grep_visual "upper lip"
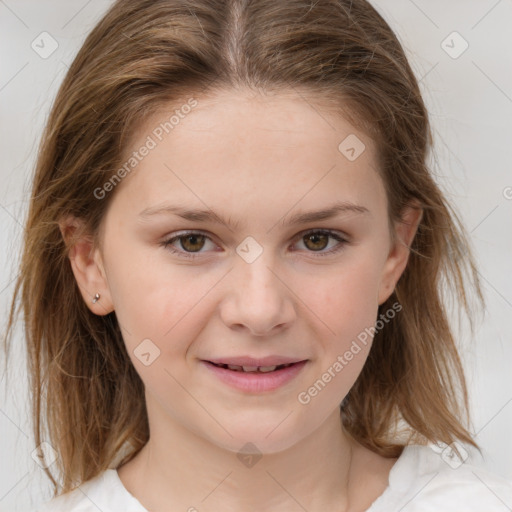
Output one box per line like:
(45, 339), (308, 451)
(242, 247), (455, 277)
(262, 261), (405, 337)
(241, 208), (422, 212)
(204, 356), (307, 367)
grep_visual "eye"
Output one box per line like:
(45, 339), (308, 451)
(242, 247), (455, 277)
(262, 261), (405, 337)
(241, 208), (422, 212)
(160, 229), (349, 259)
(292, 229), (348, 257)
(161, 230), (216, 259)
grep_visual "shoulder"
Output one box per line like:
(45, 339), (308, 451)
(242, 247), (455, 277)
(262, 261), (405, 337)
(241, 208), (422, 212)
(31, 468), (148, 512)
(369, 442), (512, 511)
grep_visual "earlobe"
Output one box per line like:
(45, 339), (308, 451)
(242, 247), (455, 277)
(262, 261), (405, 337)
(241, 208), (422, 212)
(59, 216), (114, 316)
(377, 201), (423, 305)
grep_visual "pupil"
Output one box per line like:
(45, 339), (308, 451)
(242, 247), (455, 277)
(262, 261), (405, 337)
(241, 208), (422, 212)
(305, 233), (328, 251)
(182, 234), (205, 252)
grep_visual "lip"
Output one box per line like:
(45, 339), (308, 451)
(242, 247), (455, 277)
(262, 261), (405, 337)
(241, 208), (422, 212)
(205, 355), (305, 367)
(201, 359), (308, 393)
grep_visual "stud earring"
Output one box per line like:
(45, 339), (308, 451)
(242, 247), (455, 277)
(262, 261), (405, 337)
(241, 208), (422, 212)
(92, 293), (100, 304)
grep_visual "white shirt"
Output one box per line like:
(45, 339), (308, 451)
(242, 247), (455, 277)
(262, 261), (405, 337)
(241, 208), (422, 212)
(33, 443), (512, 511)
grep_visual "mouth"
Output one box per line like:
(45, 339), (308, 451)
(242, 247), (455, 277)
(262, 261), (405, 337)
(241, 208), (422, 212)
(201, 359), (309, 392)
(206, 361), (300, 373)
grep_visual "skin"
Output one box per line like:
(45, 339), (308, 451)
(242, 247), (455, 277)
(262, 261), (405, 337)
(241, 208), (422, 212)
(62, 88), (422, 512)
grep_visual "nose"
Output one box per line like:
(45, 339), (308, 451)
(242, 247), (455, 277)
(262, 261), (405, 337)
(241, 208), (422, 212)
(219, 250), (296, 336)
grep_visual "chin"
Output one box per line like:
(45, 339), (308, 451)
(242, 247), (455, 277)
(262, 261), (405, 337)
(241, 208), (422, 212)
(198, 416), (306, 456)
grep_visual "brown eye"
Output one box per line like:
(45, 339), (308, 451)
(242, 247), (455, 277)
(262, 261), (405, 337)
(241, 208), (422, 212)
(161, 231), (216, 258)
(303, 232), (329, 251)
(294, 229), (348, 257)
(179, 234), (206, 252)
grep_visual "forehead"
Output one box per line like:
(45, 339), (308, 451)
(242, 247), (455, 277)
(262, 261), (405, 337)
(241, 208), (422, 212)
(108, 88), (386, 224)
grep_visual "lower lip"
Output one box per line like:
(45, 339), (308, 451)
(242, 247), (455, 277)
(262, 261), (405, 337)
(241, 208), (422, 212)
(201, 360), (308, 393)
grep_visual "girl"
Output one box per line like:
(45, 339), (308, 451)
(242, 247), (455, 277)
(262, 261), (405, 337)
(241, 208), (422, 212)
(4, 0), (511, 510)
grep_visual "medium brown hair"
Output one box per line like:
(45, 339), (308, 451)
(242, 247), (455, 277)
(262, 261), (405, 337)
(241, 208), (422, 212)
(4, 0), (484, 496)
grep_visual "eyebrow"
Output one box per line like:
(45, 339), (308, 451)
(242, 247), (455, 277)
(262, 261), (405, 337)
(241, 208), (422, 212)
(138, 200), (370, 229)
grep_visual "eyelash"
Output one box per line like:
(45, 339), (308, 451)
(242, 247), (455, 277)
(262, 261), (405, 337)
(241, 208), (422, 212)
(160, 229), (349, 259)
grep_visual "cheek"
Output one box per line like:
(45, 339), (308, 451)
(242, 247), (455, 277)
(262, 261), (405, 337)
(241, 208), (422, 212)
(302, 255), (383, 345)
(104, 239), (217, 355)
(294, 265), (382, 411)
(107, 265), (218, 400)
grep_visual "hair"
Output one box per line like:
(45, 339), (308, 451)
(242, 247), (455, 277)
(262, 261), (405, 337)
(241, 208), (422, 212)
(3, 0), (484, 498)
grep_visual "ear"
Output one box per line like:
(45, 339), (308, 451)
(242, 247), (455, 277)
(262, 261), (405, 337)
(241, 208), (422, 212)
(59, 215), (114, 316)
(377, 201), (423, 305)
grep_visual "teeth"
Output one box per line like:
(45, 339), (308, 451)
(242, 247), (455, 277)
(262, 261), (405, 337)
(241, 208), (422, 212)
(258, 365), (277, 372)
(223, 364), (280, 372)
(215, 362), (297, 372)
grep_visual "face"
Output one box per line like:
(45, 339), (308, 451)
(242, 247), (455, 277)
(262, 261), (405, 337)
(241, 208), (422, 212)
(69, 88), (418, 454)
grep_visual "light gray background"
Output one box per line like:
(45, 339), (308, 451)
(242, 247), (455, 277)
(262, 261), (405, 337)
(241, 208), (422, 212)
(1, 1), (511, 510)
